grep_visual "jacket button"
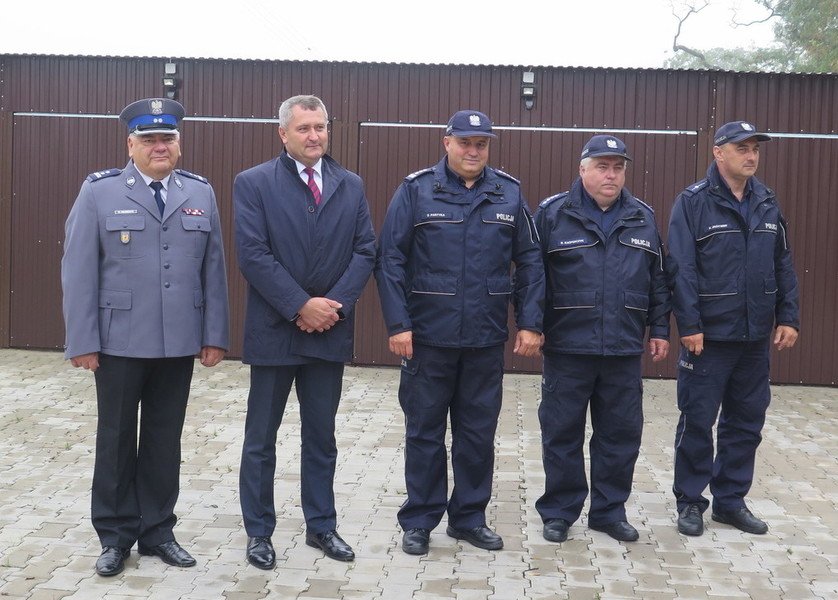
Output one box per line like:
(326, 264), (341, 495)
(164, 282), (170, 288)
(163, 244), (169, 250)
(162, 225), (168, 231)
(164, 263), (170, 269)
(308, 206), (315, 213)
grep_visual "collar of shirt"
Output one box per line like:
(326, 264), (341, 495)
(136, 169), (172, 201)
(293, 158), (324, 195)
(581, 184), (622, 213)
(719, 175), (753, 203)
(443, 158), (485, 190)
(580, 184), (623, 236)
(709, 161), (753, 205)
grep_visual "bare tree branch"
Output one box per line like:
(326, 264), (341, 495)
(670, 1), (713, 68)
(732, 1), (778, 27)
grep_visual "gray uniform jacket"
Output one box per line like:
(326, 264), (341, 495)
(62, 161), (230, 359)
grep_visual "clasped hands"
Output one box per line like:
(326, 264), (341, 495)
(296, 297), (343, 333)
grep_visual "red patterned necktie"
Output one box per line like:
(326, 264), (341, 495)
(304, 167), (321, 205)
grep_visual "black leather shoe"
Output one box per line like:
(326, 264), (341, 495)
(446, 525), (503, 550)
(246, 536), (276, 569)
(305, 530), (355, 561)
(712, 507), (768, 534)
(543, 518), (570, 543)
(138, 540), (196, 567)
(589, 521), (639, 542)
(95, 546), (130, 576)
(677, 504), (704, 536)
(402, 528), (430, 555)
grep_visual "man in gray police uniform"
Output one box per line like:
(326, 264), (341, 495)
(61, 98), (230, 576)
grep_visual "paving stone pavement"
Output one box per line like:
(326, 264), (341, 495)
(0, 348), (836, 600)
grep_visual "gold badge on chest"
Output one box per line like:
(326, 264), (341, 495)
(120, 231), (130, 244)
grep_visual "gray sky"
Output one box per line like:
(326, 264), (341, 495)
(3, 0), (777, 68)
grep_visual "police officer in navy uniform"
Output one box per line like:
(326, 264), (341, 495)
(668, 121), (799, 537)
(376, 110), (545, 555)
(534, 135), (670, 544)
(61, 98), (230, 576)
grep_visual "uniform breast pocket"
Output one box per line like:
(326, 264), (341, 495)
(105, 216), (146, 258)
(547, 237), (599, 267)
(618, 230), (660, 260)
(480, 207), (516, 253)
(181, 215), (211, 257)
(696, 228), (741, 262)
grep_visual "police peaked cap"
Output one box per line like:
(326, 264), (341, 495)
(713, 121), (771, 146)
(120, 98), (185, 135)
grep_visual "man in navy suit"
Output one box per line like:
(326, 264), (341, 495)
(234, 95), (375, 567)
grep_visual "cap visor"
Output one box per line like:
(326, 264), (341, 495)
(726, 132), (771, 143)
(586, 151), (632, 161)
(131, 127), (180, 136)
(446, 131), (497, 138)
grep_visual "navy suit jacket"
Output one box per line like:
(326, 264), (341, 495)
(234, 152), (375, 365)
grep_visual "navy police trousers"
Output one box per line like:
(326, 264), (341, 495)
(673, 339), (771, 513)
(397, 342), (504, 531)
(536, 353), (643, 527)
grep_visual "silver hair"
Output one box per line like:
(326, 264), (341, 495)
(277, 95), (328, 129)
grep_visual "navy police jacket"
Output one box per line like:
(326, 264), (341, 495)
(667, 162), (799, 342)
(534, 178), (670, 356)
(234, 152), (376, 365)
(375, 157), (544, 348)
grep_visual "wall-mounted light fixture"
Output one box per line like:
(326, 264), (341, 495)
(162, 62), (179, 100)
(521, 70), (536, 110)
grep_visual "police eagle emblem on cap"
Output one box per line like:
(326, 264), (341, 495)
(607, 139), (618, 148)
(150, 99), (163, 115)
(469, 114), (481, 126)
(742, 122), (754, 131)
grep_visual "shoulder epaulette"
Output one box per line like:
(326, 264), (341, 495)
(174, 168), (208, 184)
(492, 168), (520, 184)
(633, 197), (655, 213)
(539, 192), (569, 208)
(682, 179), (709, 197)
(405, 167), (434, 181)
(86, 169), (122, 182)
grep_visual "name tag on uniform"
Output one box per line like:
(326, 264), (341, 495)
(120, 231), (130, 244)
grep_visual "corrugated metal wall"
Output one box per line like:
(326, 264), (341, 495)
(0, 55), (835, 384)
